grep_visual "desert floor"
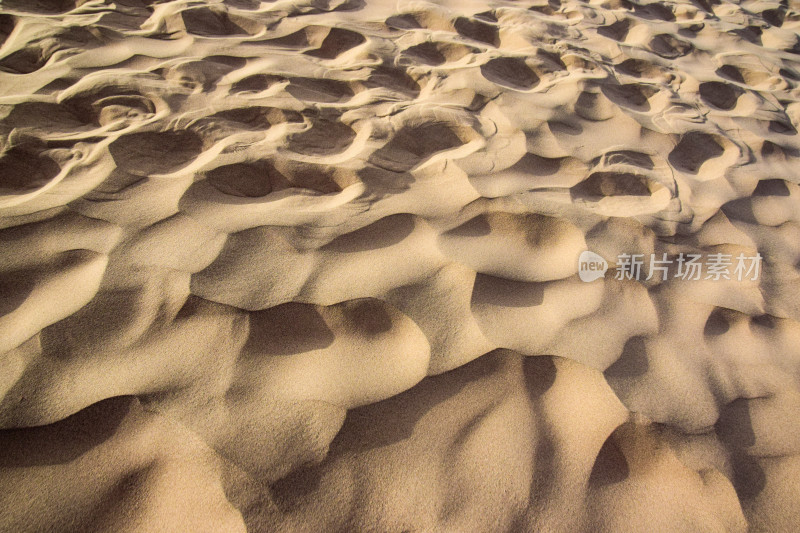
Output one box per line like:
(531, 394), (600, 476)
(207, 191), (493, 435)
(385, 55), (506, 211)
(1, 0), (800, 531)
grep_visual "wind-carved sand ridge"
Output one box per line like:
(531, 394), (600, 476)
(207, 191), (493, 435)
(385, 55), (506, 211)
(1, 0), (800, 531)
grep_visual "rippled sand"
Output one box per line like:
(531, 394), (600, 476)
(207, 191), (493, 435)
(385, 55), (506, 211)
(1, 0), (800, 531)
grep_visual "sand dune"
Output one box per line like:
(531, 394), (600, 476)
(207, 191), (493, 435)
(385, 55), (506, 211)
(1, 0), (800, 530)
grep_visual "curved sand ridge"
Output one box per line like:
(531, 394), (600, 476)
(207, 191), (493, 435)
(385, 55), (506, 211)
(1, 0), (800, 531)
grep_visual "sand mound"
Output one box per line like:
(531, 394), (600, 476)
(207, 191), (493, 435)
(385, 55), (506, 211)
(2, 0), (800, 531)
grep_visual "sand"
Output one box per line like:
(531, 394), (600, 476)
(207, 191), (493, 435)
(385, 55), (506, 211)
(1, 0), (800, 531)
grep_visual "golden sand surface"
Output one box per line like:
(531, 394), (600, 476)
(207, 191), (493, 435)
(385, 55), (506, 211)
(1, 0), (800, 530)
